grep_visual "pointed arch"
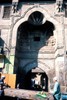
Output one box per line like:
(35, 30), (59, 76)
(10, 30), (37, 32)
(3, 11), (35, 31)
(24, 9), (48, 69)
(12, 6), (59, 48)
(22, 61), (50, 77)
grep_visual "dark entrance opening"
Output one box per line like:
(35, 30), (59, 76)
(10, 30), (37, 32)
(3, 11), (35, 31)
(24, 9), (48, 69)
(21, 70), (48, 91)
(31, 72), (48, 91)
(14, 11), (55, 91)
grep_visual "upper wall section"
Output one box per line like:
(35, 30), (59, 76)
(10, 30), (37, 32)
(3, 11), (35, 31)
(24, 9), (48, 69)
(12, 5), (60, 48)
(0, 1), (67, 54)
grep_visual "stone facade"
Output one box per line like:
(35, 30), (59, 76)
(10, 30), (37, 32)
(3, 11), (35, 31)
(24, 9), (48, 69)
(0, 0), (67, 92)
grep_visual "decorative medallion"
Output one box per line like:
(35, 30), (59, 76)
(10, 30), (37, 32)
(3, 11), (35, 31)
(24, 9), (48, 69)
(28, 11), (45, 25)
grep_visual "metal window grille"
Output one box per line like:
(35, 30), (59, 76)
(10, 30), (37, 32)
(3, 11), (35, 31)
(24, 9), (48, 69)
(65, 4), (67, 17)
(0, 6), (1, 13)
(3, 6), (11, 18)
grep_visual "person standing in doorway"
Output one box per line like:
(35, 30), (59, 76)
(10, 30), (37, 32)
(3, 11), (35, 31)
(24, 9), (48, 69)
(31, 78), (35, 90)
(42, 78), (46, 91)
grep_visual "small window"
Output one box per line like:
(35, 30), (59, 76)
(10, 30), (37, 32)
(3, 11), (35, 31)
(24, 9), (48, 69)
(3, 6), (11, 18)
(34, 37), (40, 41)
(65, 4), (67, 17)
(0, 6), (1, 13)
(0, 0), (12, 4)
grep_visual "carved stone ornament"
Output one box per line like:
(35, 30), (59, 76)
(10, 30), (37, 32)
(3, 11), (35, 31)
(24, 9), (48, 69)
(28, 11), (46, 25)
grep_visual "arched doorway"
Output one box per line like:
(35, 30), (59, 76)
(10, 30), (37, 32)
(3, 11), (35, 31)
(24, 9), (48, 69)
(24, 70), (48, 91)
(14, 11), (55, 91)
(18, 61), (49, 91)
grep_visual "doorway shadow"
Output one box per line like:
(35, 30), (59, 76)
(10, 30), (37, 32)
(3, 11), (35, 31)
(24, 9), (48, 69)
(15, 11), (55, 91)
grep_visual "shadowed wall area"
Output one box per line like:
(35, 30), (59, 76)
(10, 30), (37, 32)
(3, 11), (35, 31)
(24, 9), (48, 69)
(14, 11), (55, 91)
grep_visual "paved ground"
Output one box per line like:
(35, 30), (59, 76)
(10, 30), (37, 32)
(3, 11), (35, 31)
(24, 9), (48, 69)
(2, 88), (54, 100)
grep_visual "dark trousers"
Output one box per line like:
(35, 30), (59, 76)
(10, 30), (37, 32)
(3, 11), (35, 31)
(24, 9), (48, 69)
(53, 95), (57, 100)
